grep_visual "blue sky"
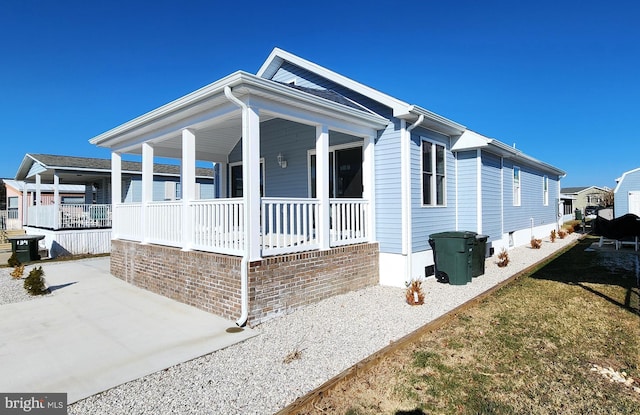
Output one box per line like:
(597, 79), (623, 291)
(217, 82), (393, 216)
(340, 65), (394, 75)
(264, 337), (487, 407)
(1, 0), (637, 188)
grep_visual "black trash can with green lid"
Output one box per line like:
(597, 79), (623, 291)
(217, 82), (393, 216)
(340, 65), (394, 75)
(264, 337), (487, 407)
(428, 231), (475, 285)
(472, 234), (489, 277)
(8, 234), (44, 263)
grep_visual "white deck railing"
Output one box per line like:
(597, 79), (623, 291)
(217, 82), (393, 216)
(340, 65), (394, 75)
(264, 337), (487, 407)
(330, 198), (369, 246)
(190, 199), (245, 255)
(26, 204), (112, 230)
(146, 201), (183, 247)
(261, 198), (320, 256)
(112, 197), (369, 257)
(114, 203), (142, 241)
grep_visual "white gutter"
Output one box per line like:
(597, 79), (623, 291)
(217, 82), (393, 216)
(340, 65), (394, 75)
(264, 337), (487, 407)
(224, 85), (249, 327)
(402, 114), (424, 280)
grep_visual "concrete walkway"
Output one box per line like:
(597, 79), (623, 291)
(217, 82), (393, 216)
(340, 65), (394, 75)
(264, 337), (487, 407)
(0, 257), (256, 404)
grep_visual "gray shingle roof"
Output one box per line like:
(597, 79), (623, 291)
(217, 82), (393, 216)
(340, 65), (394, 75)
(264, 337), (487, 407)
(28, 154), (214, 177)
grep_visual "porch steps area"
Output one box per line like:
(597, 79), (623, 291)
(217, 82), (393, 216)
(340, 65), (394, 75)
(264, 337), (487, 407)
(0, 229), (26, 251)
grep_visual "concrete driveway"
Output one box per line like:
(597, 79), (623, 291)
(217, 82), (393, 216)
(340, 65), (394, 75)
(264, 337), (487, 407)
(0, 257), (256, 404)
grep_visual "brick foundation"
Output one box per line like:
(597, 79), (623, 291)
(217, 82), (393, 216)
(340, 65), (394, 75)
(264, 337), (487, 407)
(110, 240), (379, 326)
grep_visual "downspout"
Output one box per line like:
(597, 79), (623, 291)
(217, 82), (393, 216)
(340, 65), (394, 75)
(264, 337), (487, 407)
(404, 114), (424, 280)
(224, 85), (249, 327)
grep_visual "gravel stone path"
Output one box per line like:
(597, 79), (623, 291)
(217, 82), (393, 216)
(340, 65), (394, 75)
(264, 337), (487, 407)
(1, 234), (582, 414)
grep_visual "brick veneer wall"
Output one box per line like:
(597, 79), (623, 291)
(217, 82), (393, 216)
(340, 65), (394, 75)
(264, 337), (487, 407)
(110, 240), (379, 326)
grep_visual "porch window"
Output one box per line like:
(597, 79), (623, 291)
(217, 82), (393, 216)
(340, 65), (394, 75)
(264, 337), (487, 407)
(309, 145), (363, 198)
(229, 161), (264, 197)
(421, 140), (445, 206)
(513, 166), (521, 206)
(543, 175), (548, 206)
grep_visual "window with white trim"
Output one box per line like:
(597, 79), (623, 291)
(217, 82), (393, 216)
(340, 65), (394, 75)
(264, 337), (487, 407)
(543, 175), (549, 206)
(513, 166), (521, 206)
(422, 140), (446, 206)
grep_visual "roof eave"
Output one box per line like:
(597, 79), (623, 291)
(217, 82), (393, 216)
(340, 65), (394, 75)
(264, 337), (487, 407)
(90, 71), (390, 148)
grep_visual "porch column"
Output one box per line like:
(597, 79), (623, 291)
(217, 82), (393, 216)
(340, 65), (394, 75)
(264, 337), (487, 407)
(316, 125), (330, 250)
(242, 105), (261, 260)
(21, 187), (28, 227)
(53, 172), (60, 229)
(182, 128), (196, 250)
(362, 134), (375, 240)
(35, 173), (41, 227)
(111, 152), (122, 238)
(141, 142), (154, 244)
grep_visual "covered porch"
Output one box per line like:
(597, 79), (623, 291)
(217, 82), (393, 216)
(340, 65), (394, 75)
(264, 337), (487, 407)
(96, 72), (389, 260)
(92, 71), (388, 325)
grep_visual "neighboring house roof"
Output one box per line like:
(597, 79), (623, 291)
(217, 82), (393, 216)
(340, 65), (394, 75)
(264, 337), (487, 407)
(561, 186), (610, 195)
(614, 167), (640, 193)
(3, 179), (86, 193)
(14, 153), (215, 183)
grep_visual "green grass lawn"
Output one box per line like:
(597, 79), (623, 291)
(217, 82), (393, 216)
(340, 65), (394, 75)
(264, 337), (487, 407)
(309, 237), (640, 414)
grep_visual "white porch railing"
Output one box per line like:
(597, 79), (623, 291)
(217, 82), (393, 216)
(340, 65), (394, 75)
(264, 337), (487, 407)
(60, 204), (112, 229)
(114, 203), (142, 241)
(146, 201), (183, 247)
(113, 197), (369, 257)
(190, 199), (245, 255)
(330, 198), (369, 246)
(26, 204), (112, 230)
(261, 198), (320, 256)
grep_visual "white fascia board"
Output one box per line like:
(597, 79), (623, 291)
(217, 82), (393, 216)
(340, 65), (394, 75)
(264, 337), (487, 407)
(395, 105), (466, 137)
(89, 71), (248, 147)
(257, 48), (410, 115)
(90, 71), (389, 149)
(487, 139), (566, 177)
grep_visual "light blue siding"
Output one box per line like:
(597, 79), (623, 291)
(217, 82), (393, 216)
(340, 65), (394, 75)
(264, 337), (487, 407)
(456, 150), (478, 232)
(502, 160), (558, 234)
(614, 168), (640, 217)
(228, 118), (362, 198)
(410, 127), (457, 252)
(481, 151), (503, 241)
(374, 120), (403, 253)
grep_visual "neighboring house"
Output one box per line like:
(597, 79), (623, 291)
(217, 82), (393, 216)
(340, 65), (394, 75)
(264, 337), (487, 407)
(613, 167), (640, 217)
(13, 153), (215, 257)
(90, 48), (565, 326)
(561, 186), (610, 216)
(3, 179), (87, 230)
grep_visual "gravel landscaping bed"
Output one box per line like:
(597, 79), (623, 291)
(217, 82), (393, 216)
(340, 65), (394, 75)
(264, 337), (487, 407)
(6, 235), (580, 415)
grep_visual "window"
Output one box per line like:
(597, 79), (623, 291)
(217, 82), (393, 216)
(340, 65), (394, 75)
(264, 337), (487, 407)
(309, 145), (363, 198)
(7, 196), (18, 219)
(229, 161), (265, 197)
(543, 175), (549, 206)
(422, 140), (446, 206)
(513, 166), (521, 206)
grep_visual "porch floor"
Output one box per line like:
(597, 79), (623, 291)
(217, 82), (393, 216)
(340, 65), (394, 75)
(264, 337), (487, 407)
(0, 257), (256, 404)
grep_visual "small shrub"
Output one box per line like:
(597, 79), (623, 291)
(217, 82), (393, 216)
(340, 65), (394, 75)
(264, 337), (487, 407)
(10, 264), (25, 279)
(550, 230), (556, 242)
(497, 248), (509, 267)
(405, 278), (425, 305)
(558, 229), (567, 239)
(530, 238), (542, 249)
(7, 252), (21, 268)
(24, 266), (48, 296)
